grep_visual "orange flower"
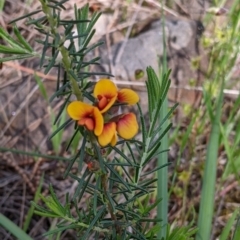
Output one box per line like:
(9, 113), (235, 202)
(116, 113), (138, 139)
(117, 88), (139, 105)
(98, 122), (117, 147)
(93, 79), (139, 113)
(98, 113), (138, 147)
(93, 79), (118, 113)
(67, 101), (103, 136)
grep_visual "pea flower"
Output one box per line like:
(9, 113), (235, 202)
(98, 122), (117, 147)
(98, 113), (139, 147)
(93, 79), (139, 113)
(67, 79), (139, 147)
(67, 101), (103, 136)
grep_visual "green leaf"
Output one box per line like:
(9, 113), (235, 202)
(8, 10), (42, 24)
(143, 198), (162, 215)
(0, 213), (34, 240)
(196, 75), (225, 240)
(33, 211), (59, 218)
(43, 223), (77, 236)
(0, 44), (28, 54)
(0, 53), (35, 62)
(148, 123), (172, 153)
(63, 148), (81, 179)
(233, 213), (240, 240)
(77, 134), (87, 172)
(23, 174), (44, 232)
(54, 94), (71, 124)
(49, 185), (66, 215)
(115, 206), (141, 220)
(219, 209), (238, 240)
(48, 118), (72, 140)
(65, 127), (80, 152)
(104, 163), (132, 192)
(44, 49), (59, 74)
(59, 19), (90, 24)
(49, 82), (70, 102)
(0, 0), (5, 11)
(39, 32), (50, 68)
(0, 27), (25, 49)
(81, 206), (106, 240)
(72, 171), (93, 201)
(151, 103), (178, 139)
(142, 163), (171, 177)
(93, 177), (101, 216)
(145, 224), (162, 238)
(13, 25), (33, 52)
(34, 74), (48, 101)
(83, 41), (105, 55)
(50, 0), (68, 9)
(113, 157), (134, 182)
(111, 146), (134, 166)
(31, 201), (60, 218)
(137, 102), (147, 147)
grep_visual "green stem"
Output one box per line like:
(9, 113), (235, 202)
(63, 215), (109, 233)
(157, 98), (168, 239)
(157, 2), (168, 237)
(39, 0), (82, 100)
(195, 75), (224, 240)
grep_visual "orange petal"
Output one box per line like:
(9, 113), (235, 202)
(98, 96), (108, 110)
(118, 89), (139, 105)
(67, 101), (103, 136)
(92, 107), (104, 136)
(67, 101), (93, 120)
(110, 131), (118, 146)
(94, 79), (118, 113)
(117, 113), (138, 139)
(98, 122), (116, 146)
(93, 79), (118, 98)
(78, 118), (94, 131)
(97, 95), (118, 113)
(100, 95), (117, 113)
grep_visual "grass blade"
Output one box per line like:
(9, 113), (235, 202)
(157, 5), (169, 238)
(219, 209), (238, 240)
(0, 213), (33, 240)
(196, 76), (224, 240)
(233, 214), (240, 240)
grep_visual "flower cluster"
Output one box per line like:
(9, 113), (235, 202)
(67, 79), (139, 147)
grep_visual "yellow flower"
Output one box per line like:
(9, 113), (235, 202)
(93, 79), (118, 113)
(98, 122), (118, 147)
(116, 113), (138, 139)
(67, 79), (139, 147)
(117, 88), (139, 105)
(67, 101), (103, 136)
(98, 113), (138, 147)
(93, 79), (139, 113)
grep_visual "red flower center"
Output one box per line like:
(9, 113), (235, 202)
(78, 117), (94, 131)
(97, 95), (109, 110)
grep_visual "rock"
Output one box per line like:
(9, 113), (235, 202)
(94, 17), (206, 116)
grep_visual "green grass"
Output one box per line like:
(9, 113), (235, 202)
(0, 0), (5, 12)
(0, 214), (33, 240)
(166, 1), (240, 238)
